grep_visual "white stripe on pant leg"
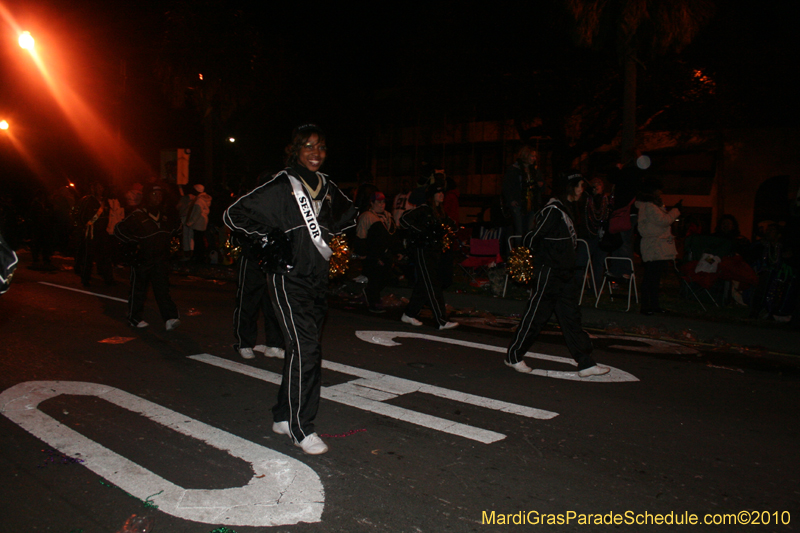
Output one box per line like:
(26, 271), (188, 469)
(233, 258), (248, 347)
(127, 267), (138, 323)
(272, 275), (307, 443)
(418, 249), (444, 324)
(508, 268), (543, 358)
(509, 268), (551, 361)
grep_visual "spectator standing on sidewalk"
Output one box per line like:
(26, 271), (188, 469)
(75, 181), (115, 287)
(636, 178), (680, 315)
(505, 173), (609, 378)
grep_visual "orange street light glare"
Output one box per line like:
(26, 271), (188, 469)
(0, 120), (8, 130)
(19, 31), (34, 50)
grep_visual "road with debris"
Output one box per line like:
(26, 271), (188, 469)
(2, 268), (798, 532)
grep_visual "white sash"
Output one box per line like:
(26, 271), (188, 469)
(288, 173), (332, 261)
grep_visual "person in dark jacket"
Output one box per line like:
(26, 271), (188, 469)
(502, 143), (544, 236)
(356, 191), (403, 312)
(399, 182), (459, 330)
(231, 230), (287, 360)
(114, 184), (181, 331)
(223, 124), (357, 456)
(76, 181), (115, 287)
(505, 173), (609, 378)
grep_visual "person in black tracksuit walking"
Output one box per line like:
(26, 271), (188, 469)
(223, 124), (357, 455)
(399, 182), (459, 330)
(114, 184), (181, 331)
(231, 231), (286, 359)
(505, 174), (609, 378)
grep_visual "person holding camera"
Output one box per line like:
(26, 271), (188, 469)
(635, 179), (681, 315)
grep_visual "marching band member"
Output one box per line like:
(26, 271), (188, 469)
(505, 173), (609, 378)
(224, 124), (357, 455)
(399, 182), (459, 330)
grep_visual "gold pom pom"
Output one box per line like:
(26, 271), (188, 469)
(442, 223), (457, 253)
(329, 235), (350, 278)
(507, 246), (536, 284)
(223, 236), (241, 265)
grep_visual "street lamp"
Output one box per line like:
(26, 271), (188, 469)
(0, 120), (8, 130)
(18, 31), (34, 51)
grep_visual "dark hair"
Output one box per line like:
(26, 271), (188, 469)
(715, 214), (740, 236)
(515, 143), (536, 164)
(284, 124), (326, 167)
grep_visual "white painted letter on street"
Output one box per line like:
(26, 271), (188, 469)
(0, 381), (323, 527)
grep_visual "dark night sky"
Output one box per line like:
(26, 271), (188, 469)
(1, 0), (797, 194)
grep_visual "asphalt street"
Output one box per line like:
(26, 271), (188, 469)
(1, 265), (799, 532)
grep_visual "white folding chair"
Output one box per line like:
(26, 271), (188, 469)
(503, 235), (523, 297)
(577, 238), (598, 305)
(595, 257), (638, 312)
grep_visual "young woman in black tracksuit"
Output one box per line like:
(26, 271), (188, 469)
(223, 124), (357, 455)
(399, 182), (458, 330)
(114, 184), (181, 331)
(505, 174), (609, 378)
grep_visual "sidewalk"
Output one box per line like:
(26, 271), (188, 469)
(169, 260), (799, 357)
(391, 287), (800, 357)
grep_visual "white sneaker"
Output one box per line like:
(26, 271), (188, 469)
(253, 344), (267, 353)
(135, 320), (149, 328)
(439, 321), (459, 330)
(263, 347), (285, 358)
(295, 433), (328, 455)
(578, 365), (610, 378)
(505, 360), (533, 373)
(165, 318), (180, 331)
(401, 313), (423, 327)
(239, 347), (255, 360)
(272, 421), (291, 436)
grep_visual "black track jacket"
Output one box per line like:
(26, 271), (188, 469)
(223, 168), (357, 290)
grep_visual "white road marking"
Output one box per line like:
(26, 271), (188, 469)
(38, 281), (129, 303)
(357, 331), (640, 382)
(190, 354), (559, 445)
(0, 381), (323, 527)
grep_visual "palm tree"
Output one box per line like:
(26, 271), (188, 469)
(567, 0), (714, 162)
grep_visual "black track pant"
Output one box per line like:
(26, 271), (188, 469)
(507, 265), (596, 370)
(127, 260), (178, 326)
(233, 257), (284, 350)
(404, 247), (448, 327)
(268, 273), (327, 442)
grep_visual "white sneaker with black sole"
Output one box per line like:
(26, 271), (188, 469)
(439, 321), (459, 330)
(239, 347), (255, 360)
